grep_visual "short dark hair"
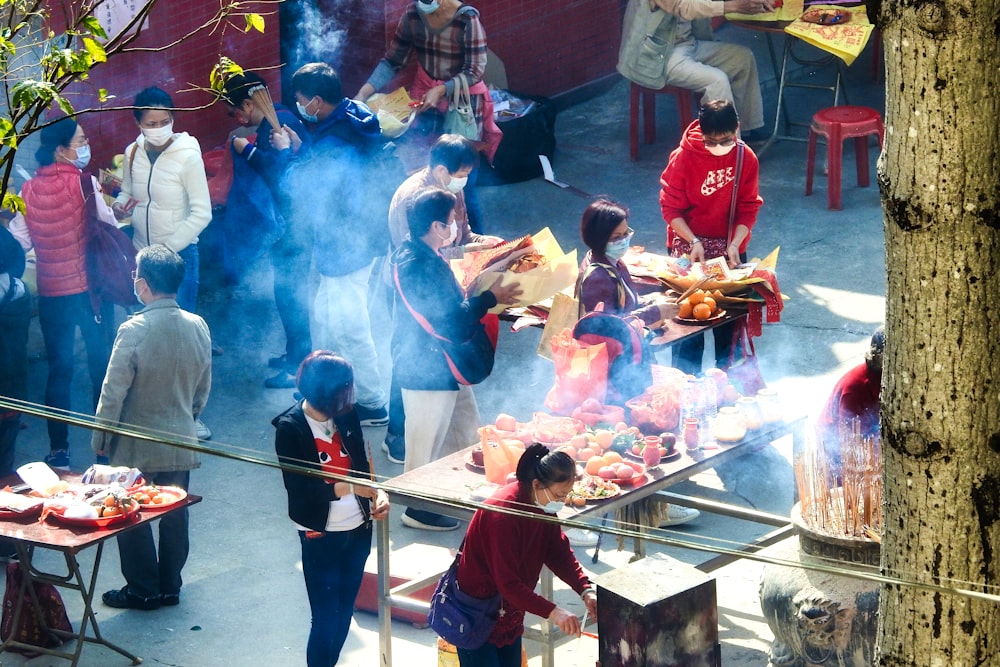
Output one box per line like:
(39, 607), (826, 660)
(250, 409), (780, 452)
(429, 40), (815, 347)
(866, 325), (885, 373)
(698, 99), (739, 135)
(429, 134), (478, 173)
(291, 62), (343, 104)
(296, 351), (355, 418)
(407, 186), (456, 239)
(220, 71), (267, 108)
(580, 198), (629, 254)
(36, 117), (78, 166)
(133, 87), (175, 123)
(136, 244), (185, 295)
(515, 443), (578, 487)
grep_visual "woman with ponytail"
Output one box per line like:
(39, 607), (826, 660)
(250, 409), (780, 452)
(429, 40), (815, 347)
(453, 443), (598, 666)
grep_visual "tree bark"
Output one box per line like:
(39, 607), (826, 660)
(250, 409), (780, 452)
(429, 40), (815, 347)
(874, 0), (1000, 664)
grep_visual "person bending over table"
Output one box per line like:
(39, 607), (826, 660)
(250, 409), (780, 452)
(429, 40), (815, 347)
(454, 444), (598, 666)
(93, 245), (212, 611)
(390, 186), (520, 531)
(659, 100), (762, 375)
(618, 0), (773, 139)
(272, 351), (390, 667)
(576, 197), (671, 324)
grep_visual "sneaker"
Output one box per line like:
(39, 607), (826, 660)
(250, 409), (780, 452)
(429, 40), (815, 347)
(268, 354), (287, 369)
(565, 528), (600, 547)
(44, 449), (70, 471)
(264, 370), (296, 389)
(658, 504), (700, 527)
(401, 508), (460, 531)
(355, 404), (389, 427)
(160, 592), (180, 606)
(195, 419), (212, 440)
(102, 586), (161, 611)
(382, 435), (405, 464)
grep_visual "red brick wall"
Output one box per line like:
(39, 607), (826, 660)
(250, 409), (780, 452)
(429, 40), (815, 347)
(66, 2), (280, 173)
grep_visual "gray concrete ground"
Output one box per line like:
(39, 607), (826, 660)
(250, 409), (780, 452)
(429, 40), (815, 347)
(2, 23), (886, 667)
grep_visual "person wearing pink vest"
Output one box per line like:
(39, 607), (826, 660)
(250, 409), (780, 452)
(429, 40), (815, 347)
(10, 117), (116, 470)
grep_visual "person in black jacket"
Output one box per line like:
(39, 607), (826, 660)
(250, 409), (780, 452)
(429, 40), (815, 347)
(272, 351), (390, 667)
(0, 223), (30, 479)
(390, 186), (520, 530)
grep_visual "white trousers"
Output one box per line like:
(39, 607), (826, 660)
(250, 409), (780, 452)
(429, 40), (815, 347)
(401, 386), (481, 473)
(665, 39), (765, 130)
(313, 262), (387, 409)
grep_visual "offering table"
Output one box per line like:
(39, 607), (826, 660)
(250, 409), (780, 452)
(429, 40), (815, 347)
(0, 489), (202, 665)
(375, 416), (804, 667)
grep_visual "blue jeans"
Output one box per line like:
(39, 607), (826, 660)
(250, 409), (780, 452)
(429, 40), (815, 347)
(457, 637), (522, 667)
(117, 470), (191, 598)
(37, 292), (111, 451)
(299, 523), (372, 667)
(176, 243), (199, 313)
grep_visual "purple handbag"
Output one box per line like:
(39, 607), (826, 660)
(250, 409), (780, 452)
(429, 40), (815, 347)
(427, 550), (501, 649)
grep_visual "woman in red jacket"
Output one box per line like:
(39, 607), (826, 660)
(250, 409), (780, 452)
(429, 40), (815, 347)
(455, 444), (598, 666)
(11, 117), (116, 470)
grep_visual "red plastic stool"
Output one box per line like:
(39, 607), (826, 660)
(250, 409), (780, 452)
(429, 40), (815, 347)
(629, 82), (696, 161)
(805, 106), (885, 210)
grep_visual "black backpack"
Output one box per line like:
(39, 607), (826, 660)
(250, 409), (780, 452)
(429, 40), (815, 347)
(81, 175), (137, 318)
(572, 307), (653, 405)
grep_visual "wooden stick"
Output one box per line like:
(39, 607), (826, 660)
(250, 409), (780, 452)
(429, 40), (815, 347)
(249, 84), (281, 131)
(674, 275), (713, 304)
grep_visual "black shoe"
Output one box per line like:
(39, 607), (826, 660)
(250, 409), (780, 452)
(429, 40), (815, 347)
(264, 370), (296, 389)
(401, 508), (459, 531)
(355, 404), (389, 427)
(161, 592), (180, 606)
(268, 354), (287, 369)
(382, 435), (405, 464)
(103, 586), (161, 610)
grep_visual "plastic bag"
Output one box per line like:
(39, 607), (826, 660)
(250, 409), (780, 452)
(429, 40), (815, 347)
(479, 426), (525, 485)
(544, 328), (609, 415)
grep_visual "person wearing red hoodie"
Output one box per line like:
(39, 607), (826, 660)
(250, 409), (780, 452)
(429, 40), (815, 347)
(659, 99), (763, 375)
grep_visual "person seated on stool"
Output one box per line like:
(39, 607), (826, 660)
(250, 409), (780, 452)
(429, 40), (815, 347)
(816, 325), (884, 479)
(618, 0), (773, 140)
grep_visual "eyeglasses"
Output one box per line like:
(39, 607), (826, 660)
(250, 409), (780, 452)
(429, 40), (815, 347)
(542, 486), (571, 502)
(609, 227), (635, 242)
(131, 270), (142, 281)
(703, 135), (736, 148)
(70, 136), (90, 148)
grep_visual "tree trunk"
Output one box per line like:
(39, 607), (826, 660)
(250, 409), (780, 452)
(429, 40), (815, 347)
(874, 0), (1000, 664)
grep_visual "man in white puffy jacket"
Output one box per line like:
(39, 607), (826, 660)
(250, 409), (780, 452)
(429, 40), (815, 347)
(113, 87), (212, 315)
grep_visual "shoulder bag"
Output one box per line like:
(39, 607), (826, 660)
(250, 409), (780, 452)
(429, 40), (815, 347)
(81, 174), (138, 318)
(672, 142), (745, 259)
(427, 544), (501, 650)
(393, 262), (496, 385)
(1, 561), (73, 654)
(443, 73), (480, 141)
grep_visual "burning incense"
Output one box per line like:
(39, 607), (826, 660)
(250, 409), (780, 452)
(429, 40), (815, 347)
(248, 83), (281, 131)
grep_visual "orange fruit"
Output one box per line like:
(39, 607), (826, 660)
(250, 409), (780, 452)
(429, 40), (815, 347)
(594, 429), (614, 448)
(578, 449), (596, 462)
(688, 290), (705, 305)
(603, 451), (623, 465)
(678, 301), (694, 318)
(702, 296), (717, 312)
(585, 456), (608, 476)
(692, 303), (713, 320)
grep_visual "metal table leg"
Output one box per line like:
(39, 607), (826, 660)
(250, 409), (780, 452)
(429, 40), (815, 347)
(377, 516), (392, 667)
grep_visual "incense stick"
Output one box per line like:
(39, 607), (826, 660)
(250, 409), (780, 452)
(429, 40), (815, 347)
(248, 83), (281, 131)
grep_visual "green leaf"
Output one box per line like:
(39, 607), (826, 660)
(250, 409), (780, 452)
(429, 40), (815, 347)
(97, 88), (115, 103)
(3, 193), (25, 215)
(0, 117), (16, 149)
(83, 37), (107, 64)
(81, 16), (108, 40)
(245, 13), (265, 33)
(55, 96), (74, 116)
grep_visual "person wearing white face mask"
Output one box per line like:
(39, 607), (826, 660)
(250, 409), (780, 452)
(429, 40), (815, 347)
(8, 117), (117, 471)
(390, 187), (521, 531)
(660, 99), (763, 376)
(113, 87), (212, 323)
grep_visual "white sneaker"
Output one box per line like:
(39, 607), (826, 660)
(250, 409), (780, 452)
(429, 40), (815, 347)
(195, 419), (212, 440)
(659, 504), (700, 527)
(565, 528), (600, 547)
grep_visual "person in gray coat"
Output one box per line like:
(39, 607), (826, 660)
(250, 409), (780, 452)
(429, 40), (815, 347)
(92, 244), (212, 610)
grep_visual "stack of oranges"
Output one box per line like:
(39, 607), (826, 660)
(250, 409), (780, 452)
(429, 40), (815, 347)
(677, 289), (724, 321)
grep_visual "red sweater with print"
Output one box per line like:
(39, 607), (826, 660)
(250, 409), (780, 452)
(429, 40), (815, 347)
(456, 482), (591, 647)
(659, 121), (763, 252)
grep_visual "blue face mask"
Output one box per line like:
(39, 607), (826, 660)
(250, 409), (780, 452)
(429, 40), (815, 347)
(605, 232), (633, 261)
(296, 99), (319, 123)
(70, 144), (91, 169)
(535, 487), (565, 514)
(417, 0), (440, 14)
